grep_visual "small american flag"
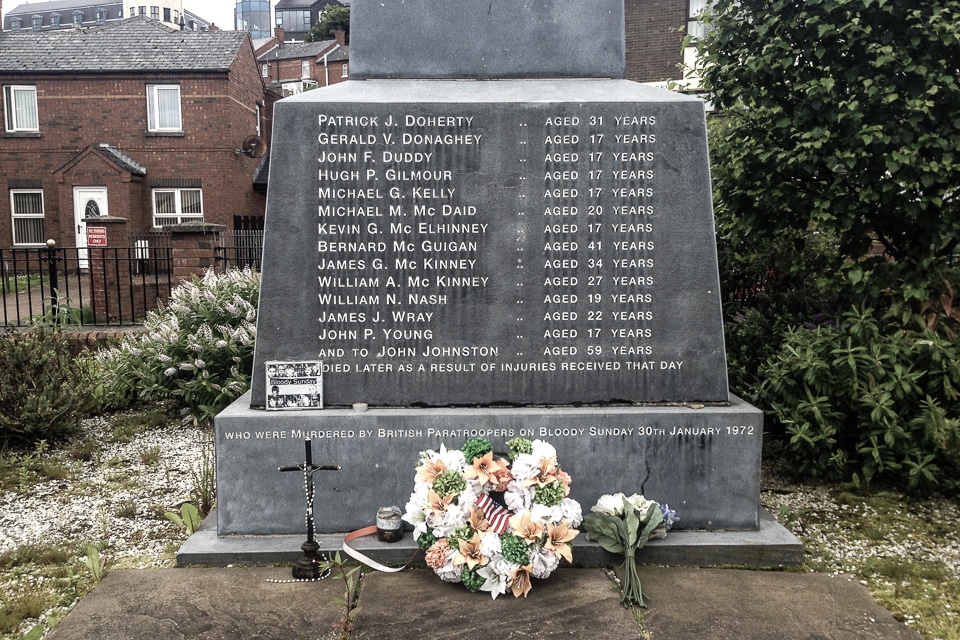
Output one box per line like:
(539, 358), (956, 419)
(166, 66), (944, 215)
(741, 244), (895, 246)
(475, 494), (512, 534)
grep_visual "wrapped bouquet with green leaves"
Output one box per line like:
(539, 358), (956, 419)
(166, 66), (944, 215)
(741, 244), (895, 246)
(583, 493), (677, 607)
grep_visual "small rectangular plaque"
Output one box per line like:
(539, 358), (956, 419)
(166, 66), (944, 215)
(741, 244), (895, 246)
(265, 361), (323, 410)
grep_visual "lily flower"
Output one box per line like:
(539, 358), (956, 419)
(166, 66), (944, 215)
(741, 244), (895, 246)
(454, 532), (489, 570)
(468, 506), (492, 533)
(427, 490), (454, 515)
(417, 456), (447, 485)
(544, 521), (579, 564)
(508, 510), (544, 543)
(510, 564), (534, 597)
(464, 450), (505, 486)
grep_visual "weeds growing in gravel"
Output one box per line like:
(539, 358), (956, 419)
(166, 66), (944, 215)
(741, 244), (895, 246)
(763, 463), (960, 639)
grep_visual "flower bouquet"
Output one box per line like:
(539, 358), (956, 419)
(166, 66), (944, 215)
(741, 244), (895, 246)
(402, 437), (582, 598)
(582, 493), (677, 607)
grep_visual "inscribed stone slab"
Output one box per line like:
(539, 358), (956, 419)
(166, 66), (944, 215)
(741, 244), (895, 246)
(250, 79), (728, 407)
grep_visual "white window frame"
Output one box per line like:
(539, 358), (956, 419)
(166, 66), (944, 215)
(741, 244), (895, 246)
(96, 9), (107, 24)
(10, 190), (45, 246)
(152, 188), (204, 226)
(262, 63), (269, 78)
(51, 13), (62, 27)
(4, 85), (39, 133)
(341, 63), (349, 79)
(32, 15), (43, 29)
(146, 84), (182, 132)
(151, 6), (159, 20)
(301, 59), (311, 79)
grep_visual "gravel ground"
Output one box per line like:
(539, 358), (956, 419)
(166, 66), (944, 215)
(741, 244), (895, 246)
(0, 417), (205, 561)
(3, 416), (959, 639)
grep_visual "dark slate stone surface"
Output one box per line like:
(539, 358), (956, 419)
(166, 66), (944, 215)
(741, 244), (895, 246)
(215, 392), (762, 534)
(350, 0), (625, 79)
(250, 79), (727, 407)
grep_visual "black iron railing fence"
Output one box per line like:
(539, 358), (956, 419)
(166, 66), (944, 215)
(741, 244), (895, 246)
(0, 243), (173, 327)
(2, 230), (264, 327)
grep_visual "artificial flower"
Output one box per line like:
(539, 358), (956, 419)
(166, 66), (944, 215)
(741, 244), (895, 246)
(509, 510), (543, 543)
(544, 521), (579, 564)
(454, 532), (489, 570)
(403, 437), (581, 597)
(425, 539), (452, 570)
(464, 450), (506, 486)
(510, 564), (534, 597)
(416, 456), (447, 485)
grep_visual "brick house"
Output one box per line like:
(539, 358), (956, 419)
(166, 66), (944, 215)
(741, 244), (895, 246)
(258, 28), (348, 96)
(625, 0), (705, 87)
(0, 16), (278, 251)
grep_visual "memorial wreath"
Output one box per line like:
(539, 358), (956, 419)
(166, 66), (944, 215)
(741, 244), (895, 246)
(402, 437), (582, 598)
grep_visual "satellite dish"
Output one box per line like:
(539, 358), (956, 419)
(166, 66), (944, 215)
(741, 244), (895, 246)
(239, 135), (268, 158)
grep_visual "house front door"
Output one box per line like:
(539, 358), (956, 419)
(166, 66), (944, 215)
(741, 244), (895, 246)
(73, 186), (108, 269)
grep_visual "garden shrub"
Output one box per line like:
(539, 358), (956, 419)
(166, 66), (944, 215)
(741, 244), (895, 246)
(94, 268), (259, 424)
(0, 328), (93, 447)
(758, 305), (960, 494)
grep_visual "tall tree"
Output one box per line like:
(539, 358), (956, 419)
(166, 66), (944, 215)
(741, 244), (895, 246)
(695, 0), (960, 301)
(306, 6), (350, 43)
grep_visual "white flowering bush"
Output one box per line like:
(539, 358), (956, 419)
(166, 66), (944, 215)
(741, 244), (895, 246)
(94, 268), (259, 424)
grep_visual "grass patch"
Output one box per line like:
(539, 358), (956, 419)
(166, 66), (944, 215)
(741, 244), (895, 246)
(0, 591), (49, 635)
(139, 446), (162, 466)
(116, 500), (138, 519)
(0, 543), (73, 570)
(68, 438), (99, 462)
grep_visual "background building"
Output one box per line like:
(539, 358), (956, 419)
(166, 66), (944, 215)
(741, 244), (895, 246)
(274, 0), (342, 42)
(0, 16), (277, 250)
(4, 0), (212, 32)
(235, 0), (271, 38)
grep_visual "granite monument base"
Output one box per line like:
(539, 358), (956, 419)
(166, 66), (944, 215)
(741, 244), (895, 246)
(179, 508), (803, 568)
(215, 392), (763, 535)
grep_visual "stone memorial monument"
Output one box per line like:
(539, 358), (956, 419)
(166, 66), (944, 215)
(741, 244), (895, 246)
(215, 0), (765, 541)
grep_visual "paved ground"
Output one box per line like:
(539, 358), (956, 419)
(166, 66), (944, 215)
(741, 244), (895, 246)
(46, 566), (921, 640)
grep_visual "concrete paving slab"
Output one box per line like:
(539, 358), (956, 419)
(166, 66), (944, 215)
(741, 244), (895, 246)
(45, 568), (346, 640)
(44, 566), (921, 640)
(637, 567), (922, 640)
(356, 568), (645, 639)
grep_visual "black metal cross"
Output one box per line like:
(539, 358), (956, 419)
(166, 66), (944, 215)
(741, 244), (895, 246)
(279, 438), (340, 579)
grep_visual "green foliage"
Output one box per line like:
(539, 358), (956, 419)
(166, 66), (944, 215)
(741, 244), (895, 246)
(190, 436), (216, 517)
(164, 502), (202, 535)
(460, 437), (493, 464)
(506, 437), (533, 460)
(84, 545), (107, 584)
(0, 328), (93, 447)
(305, 6), (349, 43)
(758, 306), (960, 493)
(696, 0), (960, 301)
(432, 469), (467, 498)
(317, 552), (361, 640)
(93, 268), (259, 425)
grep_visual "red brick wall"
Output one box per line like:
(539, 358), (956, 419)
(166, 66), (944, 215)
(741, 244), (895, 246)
(625, 0), (688, 84)
(0, 47), (272, 247)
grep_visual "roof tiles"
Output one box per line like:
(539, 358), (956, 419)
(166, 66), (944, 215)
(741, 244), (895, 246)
(0, 16), (248, 73)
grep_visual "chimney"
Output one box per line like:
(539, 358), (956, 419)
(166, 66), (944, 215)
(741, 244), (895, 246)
(275, 26), (285, 46)
(208, 23), (220, 32)
(334, 28), (346, 46)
